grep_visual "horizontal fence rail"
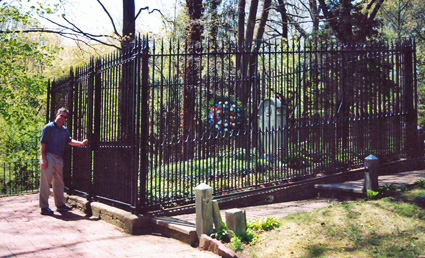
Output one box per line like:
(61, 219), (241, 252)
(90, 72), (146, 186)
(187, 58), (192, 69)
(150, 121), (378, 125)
(0, 160), (40, 196)
(47, 38), (418, 213)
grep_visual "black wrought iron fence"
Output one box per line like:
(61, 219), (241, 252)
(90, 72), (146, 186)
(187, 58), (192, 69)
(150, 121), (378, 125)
(47, 38), (418, 213)
(0, 160), (40, 196)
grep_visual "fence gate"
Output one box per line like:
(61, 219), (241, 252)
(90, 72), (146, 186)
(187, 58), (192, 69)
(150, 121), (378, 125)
(48, 49), (143, 212)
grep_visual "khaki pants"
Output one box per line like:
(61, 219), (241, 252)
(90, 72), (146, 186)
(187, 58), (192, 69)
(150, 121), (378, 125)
(39, 153), (66, 209)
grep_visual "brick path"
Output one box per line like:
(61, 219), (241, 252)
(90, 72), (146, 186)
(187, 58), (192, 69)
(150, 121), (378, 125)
(0, 194), (218, 258)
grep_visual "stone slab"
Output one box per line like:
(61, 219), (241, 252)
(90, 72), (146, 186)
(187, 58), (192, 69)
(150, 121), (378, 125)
(151, 217), (198, 246)
(314, 183), (364, 193)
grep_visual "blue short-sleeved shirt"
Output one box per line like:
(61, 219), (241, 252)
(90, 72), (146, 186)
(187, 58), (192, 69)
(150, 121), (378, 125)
(40, 121), (72, 157)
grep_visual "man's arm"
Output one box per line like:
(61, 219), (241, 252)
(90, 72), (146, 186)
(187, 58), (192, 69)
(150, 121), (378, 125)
(68, 139), (89, 147)
(40, 143), (48, 169)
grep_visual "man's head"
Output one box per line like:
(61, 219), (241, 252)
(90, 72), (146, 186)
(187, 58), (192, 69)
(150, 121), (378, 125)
(55, 107), (70, 126)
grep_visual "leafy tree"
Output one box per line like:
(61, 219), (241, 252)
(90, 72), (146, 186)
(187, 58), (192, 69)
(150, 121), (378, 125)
(0, 1), (58, 162)
(317, 0), (382, 43)
(376, 0), (425, 125)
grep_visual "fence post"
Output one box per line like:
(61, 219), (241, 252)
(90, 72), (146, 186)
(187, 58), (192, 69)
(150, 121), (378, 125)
(85, 58), (96, 200)
(65, 68), (75, 191)
(49, 80), (56, 121)
(139, 37), (149, 212)
(93, 59), (102, 151)
(46, 79), (51, 124)
(404, 41), (418, 158)
(364, 154), (379, 192)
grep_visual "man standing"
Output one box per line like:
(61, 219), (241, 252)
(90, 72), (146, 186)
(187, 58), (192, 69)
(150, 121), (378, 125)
(39, 107), (88, 215)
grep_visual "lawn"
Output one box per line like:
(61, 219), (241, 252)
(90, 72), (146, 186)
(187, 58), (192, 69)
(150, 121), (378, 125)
(230, 182), (425, 258)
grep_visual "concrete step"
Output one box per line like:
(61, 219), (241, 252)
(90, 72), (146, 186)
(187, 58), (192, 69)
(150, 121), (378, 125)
(314, 183), (365, 200)
(150, 217), (198, 246)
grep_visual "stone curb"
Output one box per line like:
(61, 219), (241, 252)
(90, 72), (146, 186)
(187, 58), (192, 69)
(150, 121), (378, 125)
(64, 194), (151, 235)
(91, 202), (151, 235)
(199, 234), (245, 258)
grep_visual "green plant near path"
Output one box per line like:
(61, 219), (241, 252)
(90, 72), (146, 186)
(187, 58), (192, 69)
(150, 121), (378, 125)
(365, 183), (411, 200)
(247, 217), (281, 231)
(210, 221), (230, 242)
(229, 230), (258, 252)
(416, 179), (425, 188)
(228, 217), (281, 252)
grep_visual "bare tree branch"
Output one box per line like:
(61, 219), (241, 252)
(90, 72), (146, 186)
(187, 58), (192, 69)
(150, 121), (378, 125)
(287, 15), (308, 38)
(366, 0), (377, 10)
(135, 7), (165, 20)
(368, 0), (385, 21)
(0, 27), (120, 49)
(40, 15), (112, 39)
(96, 0), (121, 37)
(414, 28), (425, 41)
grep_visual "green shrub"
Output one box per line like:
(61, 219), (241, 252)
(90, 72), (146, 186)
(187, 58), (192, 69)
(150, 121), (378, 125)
(365, 184), (409, 200)
(366, 190), (379, 200)
(210, 221), (230, 242)
(229, 235), (243, 252)
(248, 217), (281, 231)
(416, 180), (425, 188)
(229, 229), (258, 251)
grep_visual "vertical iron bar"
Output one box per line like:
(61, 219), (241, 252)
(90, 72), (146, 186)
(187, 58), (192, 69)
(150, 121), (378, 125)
(404, 41), (417, 158)
(140, 38), (149, 211)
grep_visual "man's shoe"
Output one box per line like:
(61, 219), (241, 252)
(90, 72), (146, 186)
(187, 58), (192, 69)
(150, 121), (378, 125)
(41, 208), (54, 215)
(57, 205), (73, 212)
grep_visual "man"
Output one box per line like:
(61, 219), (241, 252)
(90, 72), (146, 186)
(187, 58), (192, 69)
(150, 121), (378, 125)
(39, 107), (88, 215)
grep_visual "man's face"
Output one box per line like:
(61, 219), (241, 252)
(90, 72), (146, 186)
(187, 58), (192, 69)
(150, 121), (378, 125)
(55, 111), (68, 126)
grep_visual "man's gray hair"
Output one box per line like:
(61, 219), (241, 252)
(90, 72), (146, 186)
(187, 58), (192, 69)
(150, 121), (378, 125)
(57, 107), (70, 115)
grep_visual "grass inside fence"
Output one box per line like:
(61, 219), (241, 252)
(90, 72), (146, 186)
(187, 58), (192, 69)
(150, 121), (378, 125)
(146, 143), (379, 207)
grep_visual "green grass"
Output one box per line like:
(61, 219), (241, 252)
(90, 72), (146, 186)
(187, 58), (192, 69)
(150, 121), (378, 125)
(229, 183), (425, 258)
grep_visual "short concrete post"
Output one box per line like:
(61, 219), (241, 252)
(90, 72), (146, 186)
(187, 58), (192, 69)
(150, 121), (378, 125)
(195, 183), (213, 239)
(225, 209), (246, 237)
(364, 154), (379, 192)
(212, 200), (223, 228)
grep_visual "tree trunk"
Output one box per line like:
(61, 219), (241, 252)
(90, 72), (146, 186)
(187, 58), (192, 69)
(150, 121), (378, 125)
(276, 0), (288, 39)
(119, 0), (136, 144)
(309, 0), (320, 33)
(182, 0), (204, 160)
(207, 0), (222, 45)
(122, 0), (135, 50)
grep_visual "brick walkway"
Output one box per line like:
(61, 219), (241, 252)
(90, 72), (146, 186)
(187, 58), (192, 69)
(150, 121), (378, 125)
(0, 194), (218, 258)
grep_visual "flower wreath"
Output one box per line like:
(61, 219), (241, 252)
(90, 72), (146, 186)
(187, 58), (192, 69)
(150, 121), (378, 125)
(208, 100), (242, 132)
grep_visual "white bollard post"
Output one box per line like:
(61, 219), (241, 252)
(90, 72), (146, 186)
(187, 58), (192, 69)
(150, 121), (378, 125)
(195, 183), (213, 239)
(364, 154), (379, 192)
